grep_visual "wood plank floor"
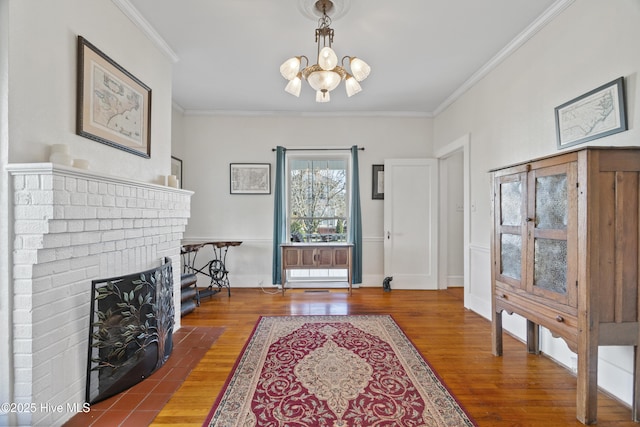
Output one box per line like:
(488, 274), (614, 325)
(152, 287), (637, 426)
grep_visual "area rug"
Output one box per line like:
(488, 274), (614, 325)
(204, 315), (476, 427)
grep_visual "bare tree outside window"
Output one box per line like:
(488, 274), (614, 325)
(289, 158), (348, 243)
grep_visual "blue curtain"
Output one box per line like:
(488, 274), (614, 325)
(348, 145), (363, 284)
(272, 146), (287, 284)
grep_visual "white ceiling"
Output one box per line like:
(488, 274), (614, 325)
(123, 0), (565, 116)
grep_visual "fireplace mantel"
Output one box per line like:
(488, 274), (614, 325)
(6, 163), (192, 426)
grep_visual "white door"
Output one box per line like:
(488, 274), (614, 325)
(384, 159), (438, 289)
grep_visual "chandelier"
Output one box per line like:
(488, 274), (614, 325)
(280, 0), (371, 103)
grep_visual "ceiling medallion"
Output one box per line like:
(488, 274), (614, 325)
(281, 0), (370, 103)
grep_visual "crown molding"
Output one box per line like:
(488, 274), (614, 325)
(111, 0), (179, 63)
(183, 109), (433, 118)
(433, 0), (576, 116)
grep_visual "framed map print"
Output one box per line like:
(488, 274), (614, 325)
(77, 36), (152, 158)
(230, 163), (271, 194)
(555, 77), (627, 149)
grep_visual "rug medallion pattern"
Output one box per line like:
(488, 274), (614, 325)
(205, 315), (475, 426)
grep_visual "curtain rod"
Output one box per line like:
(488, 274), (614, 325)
(271, 147), (365, 152)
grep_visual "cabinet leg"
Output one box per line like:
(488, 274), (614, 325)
(526, 320), (540, 355)
(492, 311), (503, 356)
(576, 342), (598, 424)
(634, 345), (640, 422)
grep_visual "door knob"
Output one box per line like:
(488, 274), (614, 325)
(387, 231), (391, 239)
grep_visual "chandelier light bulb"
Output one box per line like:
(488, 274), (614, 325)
(284, 73), (302, 97)
(306, 69), (342, 93)
(280, 57), (301, 80)
(318, 47), (338, 71)
(316, 90), (330, 103)
(348, 57), (371, 82)
(345, 74), (362, 97)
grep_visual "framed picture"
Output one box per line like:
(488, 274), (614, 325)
(555, 77), (627, 149)
(171, 156), (183, 189)
(77, 36), (152, 158)
(230, 163), (271, 194)
(372, 164), (384, 200)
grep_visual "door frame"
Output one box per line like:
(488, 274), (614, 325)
(435, 134), (470, 306)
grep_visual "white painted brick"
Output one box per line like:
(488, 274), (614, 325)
(87, 180), (98, 194)
(52, 175), (65, 191)
(55, 246), (74, 260)
(76, 179), (88, 193)
(70, 192), (87, 206)
(65, 177), (77, 192)
(48, 220), (68, 233)
(39, 174), (53, 190)
(15, 205), (54, 220)
(13, 264), (32, 279)
(102, 229), (124, 241)
(31, 190), (54, 205)
(25, 175), (40, 190)
(13, 174), (25, 190)
(32, 259), (71, 277)
(15, 295), (33, 312)
(87, 194), (102, 206)
(13, 250), (38, 265)
(67, 220), (84, 232)
(35, 248), (56, 264)
(98, 182), (108, 194)
(70, 231), (101, 246)
(84, 219), (99, 231)
(72, 245), (89, 258)
(102, 195), (115, 206)
(53, 190), (70, 205)
(42, 233), (71, 249)
(88, 242), (105, 255)
(99, 220), (112, 230)
(14, 220), (48, 234)
(64, 206), (97, 219)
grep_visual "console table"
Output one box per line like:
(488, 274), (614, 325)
(281, 243), (353, 295)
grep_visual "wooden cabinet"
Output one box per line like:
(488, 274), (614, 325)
(490, 147), (640, 424)
(281, 244), (352, 295)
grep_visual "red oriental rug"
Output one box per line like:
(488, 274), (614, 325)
(204, 315), (476, 427)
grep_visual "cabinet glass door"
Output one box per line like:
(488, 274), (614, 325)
(527, 163), (577, 306)
(495, 172), (527, 288)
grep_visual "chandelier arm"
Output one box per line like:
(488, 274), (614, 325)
(300, 55), (309, 68)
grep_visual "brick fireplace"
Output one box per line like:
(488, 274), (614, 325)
(6, 163), (191, 426)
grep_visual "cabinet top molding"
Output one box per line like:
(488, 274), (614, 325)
(488, 145), (640, 172)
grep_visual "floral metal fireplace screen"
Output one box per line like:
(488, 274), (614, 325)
(85, 258), (174, 404)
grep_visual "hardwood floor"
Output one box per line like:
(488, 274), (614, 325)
(150, 287), (637, 426)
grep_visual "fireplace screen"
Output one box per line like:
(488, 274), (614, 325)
(85, 258), (174, 404)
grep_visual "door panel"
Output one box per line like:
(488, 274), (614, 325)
(384, 159), (438, 289)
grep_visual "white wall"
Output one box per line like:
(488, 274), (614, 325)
(433, 0), (640, 407)
(177, 114), (433, 287)
(7, 0), (173, 184)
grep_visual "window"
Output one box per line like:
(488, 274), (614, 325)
(287, 155), (349, 281)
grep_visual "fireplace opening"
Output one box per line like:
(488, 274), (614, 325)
(85, 257), (175, 404)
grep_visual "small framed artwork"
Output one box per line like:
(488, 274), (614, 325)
(372, 164), (384, 200)
(555, 77), (627, 149)
(171, 156), (183, 188)
(77, 36), (152, 158)
(230, 163), (271, 194)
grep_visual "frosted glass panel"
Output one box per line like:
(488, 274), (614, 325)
(501, 234), (522, 280)
(500, 181), (522, 226)
(534, 238), (567, 294)
(536, 174), (567, 230)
